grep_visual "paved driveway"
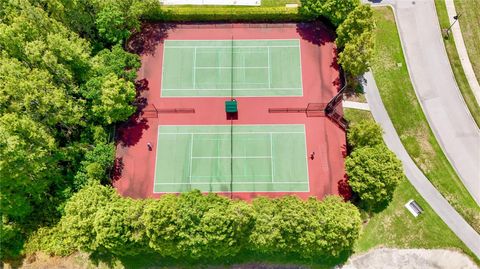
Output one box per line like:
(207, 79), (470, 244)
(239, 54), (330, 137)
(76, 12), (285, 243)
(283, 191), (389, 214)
(365, 0), (480, 205)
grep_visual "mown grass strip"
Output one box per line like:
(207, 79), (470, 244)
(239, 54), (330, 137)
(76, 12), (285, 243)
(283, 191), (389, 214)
(453, 0), (480, 81)
(370, 6), (480, 234)
(433, 0), (480, 126)
(344, 108), (478, 264)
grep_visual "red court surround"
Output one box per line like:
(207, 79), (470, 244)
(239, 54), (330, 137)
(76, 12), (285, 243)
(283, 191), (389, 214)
(115, 23), (347, 201)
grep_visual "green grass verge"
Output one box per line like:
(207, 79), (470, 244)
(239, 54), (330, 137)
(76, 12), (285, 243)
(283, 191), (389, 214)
(433, 0), (480, 126)
(453, 0), (480, 82)
(344, 108), (478, 264)
(159, 6), (301, 22)
(261, 0), (300, 7)
(370, 6), (480, 234)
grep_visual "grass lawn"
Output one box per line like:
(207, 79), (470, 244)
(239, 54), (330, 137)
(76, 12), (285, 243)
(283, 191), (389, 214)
(344, 108), (478, 264)
(261, 0), (300, 7)
(433, 0), (480, 126)
(370, 6), (480, 235)
(453, 0), (480, 82)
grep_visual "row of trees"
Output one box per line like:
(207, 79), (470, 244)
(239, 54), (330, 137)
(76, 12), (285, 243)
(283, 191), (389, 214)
(0, 0), (161, 260)
(300, 0), (375, 77)
(28, 185), (362, 261)
(346, 120), (404, 211)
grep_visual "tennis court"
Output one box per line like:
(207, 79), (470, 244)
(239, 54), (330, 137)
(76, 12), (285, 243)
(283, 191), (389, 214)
(154, 124), (309, 193)
(161, 39), (303, 97)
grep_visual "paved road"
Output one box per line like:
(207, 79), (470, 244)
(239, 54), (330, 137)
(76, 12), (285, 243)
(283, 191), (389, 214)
(445, 0), (480, 105)
(363, 71), (480, 258)
(364, 0), (480, 205)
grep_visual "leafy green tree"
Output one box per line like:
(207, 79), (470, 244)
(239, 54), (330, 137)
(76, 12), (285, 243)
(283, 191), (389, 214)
(249, 196), (309, 256)
(299, 0), (359, 26)
(56, 183), (118, 252)
(308, 196), (361, 257)
(338, 31), (373, 77)
(0, 2), (91, 86)
(141, 195), (181, 258)
(336, 4), (374, 48)
(74, 143), (116, 189)
(91, 44), (140, 82)
(92, 198), (148, 256)
(346, 145), (404, 210)
(347, 119), (383, 149)
(84, 73), (136, 124)
(0, 52), (84, 127)
(250, 196), (361, 258)
(0, 113), (58, 220)
(0, 220), (24, 260)
(96, 3), (133, 45)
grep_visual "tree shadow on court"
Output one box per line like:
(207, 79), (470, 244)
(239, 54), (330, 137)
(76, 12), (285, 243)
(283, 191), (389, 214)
(127, 23), (177, 55)
(338, 174), (353, 201)
(111, 157), (124, 183)
(296, 21), (335, 46)
(116, 113), (149, 147)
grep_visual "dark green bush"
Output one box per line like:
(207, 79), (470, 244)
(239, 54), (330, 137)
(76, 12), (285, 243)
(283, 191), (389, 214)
(157, 6), (302, 22)
(29, 185), (362, 261)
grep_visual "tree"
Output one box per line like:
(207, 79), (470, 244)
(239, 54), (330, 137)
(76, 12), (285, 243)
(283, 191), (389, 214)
(308, 196), (361, 257)
(56, 183), (118, 252)
(338, 31), (373, 77)
(90, 44), (140, 82)
(336, 4), (374, 48)
(0, 53), (84, 127)
(84, 73), (136, 124)
(345, 145), (404, 210)
(249, 196), (362, 259)
(249, 196), (310, 256)
(299, 0), (359, 26)
(74, 143), (116, 189)
(92, 198), (149, 256)
(347, 119), (383, 149)
(96, 4), (133, 45)
(0, 113), (58, 220)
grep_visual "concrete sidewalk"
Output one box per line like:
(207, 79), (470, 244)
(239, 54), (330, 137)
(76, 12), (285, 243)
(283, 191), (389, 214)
(363, 71), (480, 259)
(445, 0), (480, 105)
(365, 0), (480, 205)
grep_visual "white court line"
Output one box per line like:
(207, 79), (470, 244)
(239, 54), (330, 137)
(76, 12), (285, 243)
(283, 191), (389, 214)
(189, 134), (194, 183)
(270, 133), (274, 183)
(162, 88), (302, 91)
(194, 66), (268, 69)
(267, 47), (271, 89)
(193, 48), (197, 89)
(192, 156), (271, 159)
(158, 131), (304, 135)
(165, 45), (298, 49)
(155, 182), (308, 185)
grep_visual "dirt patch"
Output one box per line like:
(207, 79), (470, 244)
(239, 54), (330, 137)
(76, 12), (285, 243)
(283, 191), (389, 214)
(340, 248), (478, 269)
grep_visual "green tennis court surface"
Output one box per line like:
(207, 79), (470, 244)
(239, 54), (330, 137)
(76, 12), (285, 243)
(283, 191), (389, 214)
(154, 125), (309, 193)
(161, 40), (303, 97)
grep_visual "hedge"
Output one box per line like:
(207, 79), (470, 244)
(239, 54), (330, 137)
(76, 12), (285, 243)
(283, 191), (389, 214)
(27, 185), (362, 261)
(154, 6), (302, 22)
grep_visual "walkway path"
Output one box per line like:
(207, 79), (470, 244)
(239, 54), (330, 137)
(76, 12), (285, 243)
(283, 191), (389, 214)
(363, 71), (480, 259)
(445, 0), (480, 105)
(364, 0), (480, 205)
(343, 100), (370, 111)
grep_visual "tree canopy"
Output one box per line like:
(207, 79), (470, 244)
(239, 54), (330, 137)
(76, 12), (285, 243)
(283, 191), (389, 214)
(29, 185), (362, 261)
(347, 119), (383, 149)
(346, 145), (404, 210)
(0, 0), (147, 259)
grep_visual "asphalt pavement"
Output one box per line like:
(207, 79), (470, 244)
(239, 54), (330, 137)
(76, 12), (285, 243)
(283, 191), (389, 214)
(364, 0), (480, 206)
(363, 71), (480, 258)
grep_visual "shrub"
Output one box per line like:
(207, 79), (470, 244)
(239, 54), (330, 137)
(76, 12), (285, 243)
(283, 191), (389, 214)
(346, 145), (404, 211)
(29, 185), (362, 261)
(347, 119), (383, 149)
